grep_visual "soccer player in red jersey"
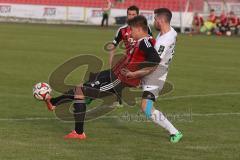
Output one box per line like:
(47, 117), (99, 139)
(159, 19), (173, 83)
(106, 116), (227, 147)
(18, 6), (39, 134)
(109, 5), (152, 66)
(227, 11), (238, 35)
(192, 12), (204, 34)
(44, 16), (160, 139)
(108, 5), (152, 104)
(216, 11), (228, 35)
(237, 17), (240, 35)
(219, 11), (228, 27)
(208, 9), (217, 23)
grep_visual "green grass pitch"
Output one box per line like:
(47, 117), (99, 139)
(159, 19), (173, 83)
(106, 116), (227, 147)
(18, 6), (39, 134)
(0, 23), (240, 160)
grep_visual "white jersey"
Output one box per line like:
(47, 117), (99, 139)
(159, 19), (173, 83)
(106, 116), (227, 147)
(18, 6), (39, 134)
(155, 27), (177, 68)
(141, 27), (177, 98)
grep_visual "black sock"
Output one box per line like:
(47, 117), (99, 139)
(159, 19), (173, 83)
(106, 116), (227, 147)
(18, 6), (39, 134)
(73, 99), (86, 134)
(50, 89), (75, 106)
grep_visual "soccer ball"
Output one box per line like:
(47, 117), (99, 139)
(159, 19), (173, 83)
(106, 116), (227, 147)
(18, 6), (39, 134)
(33, 82), (52, 100)
(226, 31), (232, 36)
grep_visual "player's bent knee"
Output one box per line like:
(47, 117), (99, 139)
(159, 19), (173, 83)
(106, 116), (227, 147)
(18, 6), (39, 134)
(74, 84), (84, 99)
(142, 91), (155, 101)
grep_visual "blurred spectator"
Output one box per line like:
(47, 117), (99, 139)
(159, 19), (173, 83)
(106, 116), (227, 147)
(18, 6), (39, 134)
(101, 0), (112, 27)
(215, 11), (228, 35)
(227, 11), (238, 35)
(191, 12), (204, 34)
(200, 9), (217, 35)
(237, 17), (240, 35)
(208, 9), (217, 23)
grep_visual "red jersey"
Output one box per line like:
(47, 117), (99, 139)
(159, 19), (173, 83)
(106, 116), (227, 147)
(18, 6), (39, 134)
(229, 16), (238, 26)
(112, 37), (160, 87)
(193, 15), (204, 26)
(220, 14), (227, 26)
(208, 14), (217, 23)
(112, 24), (152, 55)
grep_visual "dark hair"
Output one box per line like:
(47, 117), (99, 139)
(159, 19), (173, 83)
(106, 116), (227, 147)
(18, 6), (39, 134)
(127, 15), (148, 32)
(154, 8), (172, 23)
(210, 9), (215, 12)
(127, 5), (139, 15)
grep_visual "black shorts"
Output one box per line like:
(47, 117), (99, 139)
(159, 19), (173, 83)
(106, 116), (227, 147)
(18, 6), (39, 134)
(82, 69), (125, 100)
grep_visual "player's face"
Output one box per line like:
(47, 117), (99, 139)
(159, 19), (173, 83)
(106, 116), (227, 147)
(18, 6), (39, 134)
(154, 16), (167, 31)
(229, 12), (234, 18)
(127, 10), (138, 20)
(154, 16), (161, 31)
(210, 11), (215, 16)
(131, 26), (141, 40)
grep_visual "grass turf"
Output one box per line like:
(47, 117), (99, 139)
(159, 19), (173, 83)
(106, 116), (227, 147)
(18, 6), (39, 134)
(0, 23), (240, 160)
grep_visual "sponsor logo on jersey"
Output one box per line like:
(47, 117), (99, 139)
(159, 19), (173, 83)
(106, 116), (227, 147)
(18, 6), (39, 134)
(158, 45), (165, 54)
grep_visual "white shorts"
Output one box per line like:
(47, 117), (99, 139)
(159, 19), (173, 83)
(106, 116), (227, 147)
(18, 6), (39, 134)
(141, 65), (168, 99)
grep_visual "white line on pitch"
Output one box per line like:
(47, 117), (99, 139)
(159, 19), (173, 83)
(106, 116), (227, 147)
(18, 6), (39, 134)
(160, 92), (240, 100)
(1, 92), (240, 100)
(0, 117), (58, 121)
(0, 112), (239, 121)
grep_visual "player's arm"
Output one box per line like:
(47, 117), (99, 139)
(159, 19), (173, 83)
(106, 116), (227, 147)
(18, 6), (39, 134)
(121, 39), (160, 79)
(121, 66), (158, 79)
(109, 28), (123, 66)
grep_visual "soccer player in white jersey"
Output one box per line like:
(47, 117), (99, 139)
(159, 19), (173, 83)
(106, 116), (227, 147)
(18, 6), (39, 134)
(142, 8), (182, 143)
(125, 8), (183, 143)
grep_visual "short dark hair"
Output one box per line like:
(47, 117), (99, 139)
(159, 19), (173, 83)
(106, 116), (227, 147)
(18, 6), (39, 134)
(154, 8), (172, 23)
(127, 15), (148, 32)
(210, 9), (215, 12)
(127, 5), (139, 15)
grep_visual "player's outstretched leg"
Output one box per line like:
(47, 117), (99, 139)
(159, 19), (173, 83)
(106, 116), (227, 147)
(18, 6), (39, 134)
(44, 88), (78, 111)
(141, 92), (183, 143)
(43, 85), (87, 139)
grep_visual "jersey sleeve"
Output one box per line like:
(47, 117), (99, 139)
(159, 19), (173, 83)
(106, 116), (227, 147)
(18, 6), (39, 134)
(156, 39), (176, 59)
(155, 43), (167, 59)
(139, 39), (160, 68)
(112, 28), (123, 46)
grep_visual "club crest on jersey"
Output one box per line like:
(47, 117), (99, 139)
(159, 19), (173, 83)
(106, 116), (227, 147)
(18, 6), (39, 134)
(128, 37), (135, 45)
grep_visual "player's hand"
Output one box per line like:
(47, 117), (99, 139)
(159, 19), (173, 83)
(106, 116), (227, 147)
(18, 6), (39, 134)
(121, 68), (136, 79)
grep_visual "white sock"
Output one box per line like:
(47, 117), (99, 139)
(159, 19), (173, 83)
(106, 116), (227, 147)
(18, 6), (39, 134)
(150, 109), (178, 135)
